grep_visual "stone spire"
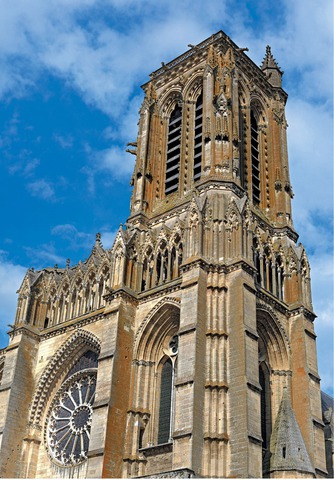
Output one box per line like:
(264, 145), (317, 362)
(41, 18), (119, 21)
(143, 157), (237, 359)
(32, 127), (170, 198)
(269, 387), (315, 476)
(261, 45), (283, 88)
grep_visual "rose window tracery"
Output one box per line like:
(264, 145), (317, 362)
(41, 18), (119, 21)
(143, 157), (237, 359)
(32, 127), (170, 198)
(46, 366), (97, 467)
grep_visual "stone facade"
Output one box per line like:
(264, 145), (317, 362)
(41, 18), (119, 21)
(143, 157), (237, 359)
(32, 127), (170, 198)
(0, 30), (331, 478)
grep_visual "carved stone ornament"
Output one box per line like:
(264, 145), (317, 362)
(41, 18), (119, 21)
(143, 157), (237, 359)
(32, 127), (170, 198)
(141, 468), (195, 478)
(275, 179), (282, 192)
(215, 92), (228, 115)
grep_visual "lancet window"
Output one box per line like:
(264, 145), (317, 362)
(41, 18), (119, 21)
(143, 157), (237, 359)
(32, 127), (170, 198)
(142, 247), (154, 291)
(156, 242), (168, 285)
(0, 358), (4, 385)
(251, 110), (261, 205)
(193, 93), (203, 181)
(259, 363), (271, 457)
(157, 334), (178, 445)
(170, 240), (183, 280)
(158, 358), (173, 444)
(140, 239), (183, 292)
(253, 239), (285, 302)
(42, 268), (110, 329)
(275, 255), (284, 301)
(253, 238), (261, 285)
(165, 104), (182, 195)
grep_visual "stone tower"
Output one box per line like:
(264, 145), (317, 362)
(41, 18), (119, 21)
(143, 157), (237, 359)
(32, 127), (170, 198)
(0, 31), (328, 478)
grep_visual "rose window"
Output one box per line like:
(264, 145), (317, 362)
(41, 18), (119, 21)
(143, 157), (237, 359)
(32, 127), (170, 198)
(46, 370), (97, 467)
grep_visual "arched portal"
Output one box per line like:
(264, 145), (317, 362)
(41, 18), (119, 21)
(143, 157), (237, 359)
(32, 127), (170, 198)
(256, 306), (291, 475)
(123, 300), (180, 477)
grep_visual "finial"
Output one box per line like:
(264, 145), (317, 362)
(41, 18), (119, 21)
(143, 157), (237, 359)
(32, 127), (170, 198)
(96, 232), (101, 243)
(261, 45), (278, 69)
(66, 258), (70, 268)
(54, 264), (58, 269)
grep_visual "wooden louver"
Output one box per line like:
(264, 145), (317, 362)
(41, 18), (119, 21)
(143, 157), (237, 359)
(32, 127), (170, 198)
(165, 105), (182, 195)
(251, 111), (260, 205)
(193, 94), (203, 181)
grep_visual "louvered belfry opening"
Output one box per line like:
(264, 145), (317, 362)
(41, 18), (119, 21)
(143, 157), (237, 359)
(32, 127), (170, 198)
(165, 104), (182, 195)
(193, 93), (203, 181)
(251, 110), (260, 205)
(158, 358), (173, 444)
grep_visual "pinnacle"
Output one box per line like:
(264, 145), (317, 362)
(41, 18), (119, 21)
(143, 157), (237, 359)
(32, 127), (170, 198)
(261, 45), (282, 72)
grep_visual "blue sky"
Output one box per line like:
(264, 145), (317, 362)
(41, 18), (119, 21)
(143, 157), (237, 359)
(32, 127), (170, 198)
(0, 0), (333, 394)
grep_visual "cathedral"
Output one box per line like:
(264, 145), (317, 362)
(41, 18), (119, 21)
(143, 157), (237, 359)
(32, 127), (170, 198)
(0, 30), (332, 478)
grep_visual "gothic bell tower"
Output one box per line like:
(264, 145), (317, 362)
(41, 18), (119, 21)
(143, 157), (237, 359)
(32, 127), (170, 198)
(118, 31), (326, 478)
(0, 31), (328, 479)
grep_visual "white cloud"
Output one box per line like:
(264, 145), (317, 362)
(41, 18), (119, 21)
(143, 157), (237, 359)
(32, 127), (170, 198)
(279, 0), (333, 103)
(24, 243), (65, 267)
(53, 134), (73, 149)
(0, 254), (26, 343)
(27, 179), (55, 200)
(51, 224), (118, 253)
(100, 230), (118, 249)
(51, 224), (95, 250)
(96, 146), (135, 179)
(287, 99), (333, 218)
(0, 0), (225, 115)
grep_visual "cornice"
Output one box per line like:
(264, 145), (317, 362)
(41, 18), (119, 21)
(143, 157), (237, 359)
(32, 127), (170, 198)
(40, 311), (105, 342)
(145, 30), (285, 103)
(196, 178), (245, 198)
(288, 305), (316, 322)
(139, 442), (173, 457)
(104, 285), (138, 304)
(8, 324), (41, 342)
(148, 32), (224, 81)
(137, 278), (182, 304)
(225, 259), (256, 276)
(256, 288), (290, 316)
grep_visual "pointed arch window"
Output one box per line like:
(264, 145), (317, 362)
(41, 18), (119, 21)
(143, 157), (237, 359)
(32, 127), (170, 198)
(259, 361), (272, 474)
(253, 237), (261, 285)
(0, 358), (4, 385)
(165, 105), (182, 195)
(193, 93), (203, 181)
(251, 110), (260, 205)
(157, 335), (178, 445)
(158, 358), (173, 444)
(275, 255), (284, 301)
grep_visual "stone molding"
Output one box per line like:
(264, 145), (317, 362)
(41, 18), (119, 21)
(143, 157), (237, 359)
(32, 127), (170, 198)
(256, 289), (289, 316)
(41, 310), (105, 342)
(138, 280), (182, 304)
(256, 300), (291, 352)
(29, 329), (101, 428)
(134, 297), (181, 349)
(137, 467), (195, 478)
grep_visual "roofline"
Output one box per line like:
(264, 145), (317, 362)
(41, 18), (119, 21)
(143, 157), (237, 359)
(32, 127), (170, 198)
(141, 29), (287, 99)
